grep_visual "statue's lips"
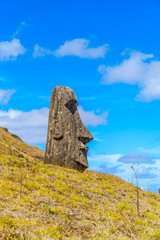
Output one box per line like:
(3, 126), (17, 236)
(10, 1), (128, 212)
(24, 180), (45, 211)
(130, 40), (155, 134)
(79, 146), (88, 157)
(79, 146), (88, 153)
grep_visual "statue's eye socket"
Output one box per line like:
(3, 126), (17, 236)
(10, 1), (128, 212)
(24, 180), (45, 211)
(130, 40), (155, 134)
(65, 100), (78, 114)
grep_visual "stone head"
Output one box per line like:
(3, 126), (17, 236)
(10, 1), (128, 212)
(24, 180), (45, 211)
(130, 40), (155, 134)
(44, 86), (93, 171)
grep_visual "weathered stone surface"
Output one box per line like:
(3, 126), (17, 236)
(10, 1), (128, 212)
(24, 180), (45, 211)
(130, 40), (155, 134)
(44, 86), (93, 171)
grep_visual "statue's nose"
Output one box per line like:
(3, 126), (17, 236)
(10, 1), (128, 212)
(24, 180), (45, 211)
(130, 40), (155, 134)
(76, 112), (93, 144)
(78, 134), (93, 144)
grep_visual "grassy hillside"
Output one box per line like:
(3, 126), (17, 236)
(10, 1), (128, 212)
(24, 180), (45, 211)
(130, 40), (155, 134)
(0, 128), (160, 239)
(0, 127), (44, 160)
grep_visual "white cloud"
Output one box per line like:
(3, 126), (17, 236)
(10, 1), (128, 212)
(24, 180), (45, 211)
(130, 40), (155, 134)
(98, 50), (160, 102)
(0, 38), (26, 61)
(0, 106), (107, 144)
(93, 137), (103, 142)
(0, 108), (49, 144)
(118, 152), (156, 164)
(100, 164), (124, 174)
(88, 152), (125, 175)
(138, 146), (160, 155)
(136, 167), (157, 179)
(12, 22), (27, 38)
(55, 39), (108, 59)
(88, 153), (123, 163)
(33, 39), (108, 59)
(88, 151), (160, 192)
(0, 89), (15, 105)
(78, 106), (108, 127)
(33, 44), (54, 58)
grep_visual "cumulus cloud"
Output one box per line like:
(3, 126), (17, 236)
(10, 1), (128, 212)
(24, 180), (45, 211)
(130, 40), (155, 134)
(78, 106), (108, 127)
(0, 89), (15, 105)
(0, 38), (26, 61)
(118, 152), (156, 164)
(33, 44), (54, 58)
(88, 152), (124, 175)
(0, 106), (107, 144)
(88, 151), (160, 192)
(99, 164), (124, 174)
(136, 167), (157, 179)
(33, 39), (108, 59)
(88, 153), (123, 163)
(54, 38), (108, 59)
(0, 108), (49, 144)
(98, 50), (160, 102)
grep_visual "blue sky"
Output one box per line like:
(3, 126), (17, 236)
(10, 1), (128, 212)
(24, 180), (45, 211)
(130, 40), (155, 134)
(1, 0), (160, 193)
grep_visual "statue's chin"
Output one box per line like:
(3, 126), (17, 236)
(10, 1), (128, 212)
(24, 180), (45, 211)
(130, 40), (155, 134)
(75, 149), (88, 168)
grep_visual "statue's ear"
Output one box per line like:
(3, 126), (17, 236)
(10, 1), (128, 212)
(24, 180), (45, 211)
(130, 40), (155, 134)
(49, 96), (64, 140)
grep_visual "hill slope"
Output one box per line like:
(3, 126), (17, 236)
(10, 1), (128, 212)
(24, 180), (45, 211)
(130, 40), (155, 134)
(0, 127), (44, 160)
(0, 128), (160, 239)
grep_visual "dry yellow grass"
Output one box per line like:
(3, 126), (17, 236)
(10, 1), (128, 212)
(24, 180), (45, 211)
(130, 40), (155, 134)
(0, 127), (160, 239)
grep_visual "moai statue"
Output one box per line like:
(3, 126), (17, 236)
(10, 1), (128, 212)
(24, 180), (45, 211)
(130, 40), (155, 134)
(44, 86), (93, 171)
